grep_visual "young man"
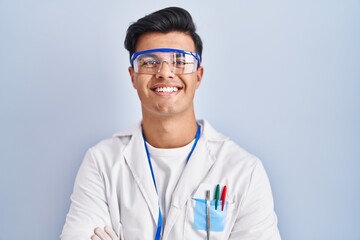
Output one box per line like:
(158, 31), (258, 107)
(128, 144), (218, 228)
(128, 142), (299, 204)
(61, 7), (281, 240)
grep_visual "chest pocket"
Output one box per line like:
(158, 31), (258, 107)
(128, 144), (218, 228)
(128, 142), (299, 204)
(183, 183), (237, 240)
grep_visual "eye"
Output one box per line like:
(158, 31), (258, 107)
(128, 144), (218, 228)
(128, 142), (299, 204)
(140, 58), (159, 67)
(174, 58), (187, 66)
(175, 60), (186, 65)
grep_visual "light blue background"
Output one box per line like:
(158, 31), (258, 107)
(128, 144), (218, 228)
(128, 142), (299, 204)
(1, 0), (359, 239)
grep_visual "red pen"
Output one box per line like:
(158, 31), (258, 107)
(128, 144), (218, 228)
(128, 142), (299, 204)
(221, 185), (227, 211)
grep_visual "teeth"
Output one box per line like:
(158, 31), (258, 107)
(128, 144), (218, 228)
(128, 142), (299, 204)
(155, 87), (179, 92)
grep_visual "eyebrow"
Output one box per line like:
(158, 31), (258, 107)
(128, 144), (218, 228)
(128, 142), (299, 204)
(137, 53), (160, 61)
(175, 52), (186, 57)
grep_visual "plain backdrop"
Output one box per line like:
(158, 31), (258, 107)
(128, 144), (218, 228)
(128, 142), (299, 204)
(0, 0), (359, 239)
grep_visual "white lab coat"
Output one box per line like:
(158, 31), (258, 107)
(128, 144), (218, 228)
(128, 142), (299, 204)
(61, 120), (281, 240)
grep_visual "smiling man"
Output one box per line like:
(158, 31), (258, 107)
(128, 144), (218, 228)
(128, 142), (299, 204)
(61, 7), (281, 240)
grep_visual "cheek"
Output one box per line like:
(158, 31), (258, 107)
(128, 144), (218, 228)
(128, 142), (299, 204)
(132, 75), (150, 90)
(184, 75), (200, 90)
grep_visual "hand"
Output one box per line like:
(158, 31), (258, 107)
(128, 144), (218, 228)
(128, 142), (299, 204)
(91, 225), (118, 240)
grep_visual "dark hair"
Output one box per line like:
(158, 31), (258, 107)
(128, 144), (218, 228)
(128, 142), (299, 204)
(124, 7), (203, 63)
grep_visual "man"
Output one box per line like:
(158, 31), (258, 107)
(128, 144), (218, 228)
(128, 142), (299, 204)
(61, 7), (281, 240)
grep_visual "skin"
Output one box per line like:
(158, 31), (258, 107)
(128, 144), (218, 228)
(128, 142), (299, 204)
(92, 31), (204, 239)
(91, 226), (117, 240)
(129, 31), (204, 148)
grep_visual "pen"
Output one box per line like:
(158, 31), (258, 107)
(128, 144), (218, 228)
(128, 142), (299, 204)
(221, 185), (227, 211)
(206, 190), (210, 240)
(214, 184), (220, 210)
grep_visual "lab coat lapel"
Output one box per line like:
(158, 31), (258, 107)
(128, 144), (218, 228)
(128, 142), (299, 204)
(162, 137), (216, 239)
(123, 128), (159, 224)
(172, 138), (215, 207)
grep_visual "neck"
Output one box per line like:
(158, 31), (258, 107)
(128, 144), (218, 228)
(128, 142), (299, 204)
(142, 115), (198, 149)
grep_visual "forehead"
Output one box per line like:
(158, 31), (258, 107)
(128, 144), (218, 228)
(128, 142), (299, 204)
(135, 32), (196, 53)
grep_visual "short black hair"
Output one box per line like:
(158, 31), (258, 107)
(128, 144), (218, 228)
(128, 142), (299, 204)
(124, 7), (203, 63)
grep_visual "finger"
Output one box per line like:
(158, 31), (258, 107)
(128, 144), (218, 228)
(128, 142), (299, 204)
(104, 225), (118, 240)
(93, 227), (109, 240)
(91, 234), (101, 240)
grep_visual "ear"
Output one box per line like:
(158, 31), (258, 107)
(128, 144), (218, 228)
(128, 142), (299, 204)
(128, 67), (137, 89)
(195, 66), (204, 89)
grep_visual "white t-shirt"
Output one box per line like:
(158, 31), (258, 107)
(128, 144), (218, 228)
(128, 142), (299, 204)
(146, 139), (195, 225)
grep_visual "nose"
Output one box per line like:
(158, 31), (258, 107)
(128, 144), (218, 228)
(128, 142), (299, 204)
(155, 61), (175, 79)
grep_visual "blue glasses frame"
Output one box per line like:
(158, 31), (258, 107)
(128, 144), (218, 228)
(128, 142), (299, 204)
(130, 48), (201, 66)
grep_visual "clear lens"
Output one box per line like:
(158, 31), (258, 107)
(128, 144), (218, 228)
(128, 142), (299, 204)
(133, 51), (199, 75)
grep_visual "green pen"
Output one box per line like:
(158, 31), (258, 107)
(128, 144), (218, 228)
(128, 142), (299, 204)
(214, 184), (220, 210)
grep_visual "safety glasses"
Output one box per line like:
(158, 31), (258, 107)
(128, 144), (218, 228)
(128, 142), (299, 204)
(130, 48), (201, 75)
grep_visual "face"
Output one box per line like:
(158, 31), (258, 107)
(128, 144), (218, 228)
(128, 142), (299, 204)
(129, 32), (204, 119)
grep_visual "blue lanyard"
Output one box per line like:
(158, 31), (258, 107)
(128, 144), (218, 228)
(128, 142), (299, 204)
(142, 124), (201, 240)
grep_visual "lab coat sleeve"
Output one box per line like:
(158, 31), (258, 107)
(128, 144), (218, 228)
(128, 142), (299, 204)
(60, 149), (111, 240)
(230, 161), (281, 240)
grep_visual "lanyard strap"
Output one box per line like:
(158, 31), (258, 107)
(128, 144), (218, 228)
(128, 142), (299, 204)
(142, 123), (201, 240)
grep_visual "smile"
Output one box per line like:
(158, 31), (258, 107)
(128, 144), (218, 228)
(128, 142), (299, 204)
(154, 87), (180, 93)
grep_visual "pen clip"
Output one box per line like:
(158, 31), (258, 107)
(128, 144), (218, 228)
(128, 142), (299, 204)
(206, 190), (211, 240)
(206, 190), (211, 202)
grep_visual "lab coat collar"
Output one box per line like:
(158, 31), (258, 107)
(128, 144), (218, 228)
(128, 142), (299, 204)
(115, 120), (229, 238)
